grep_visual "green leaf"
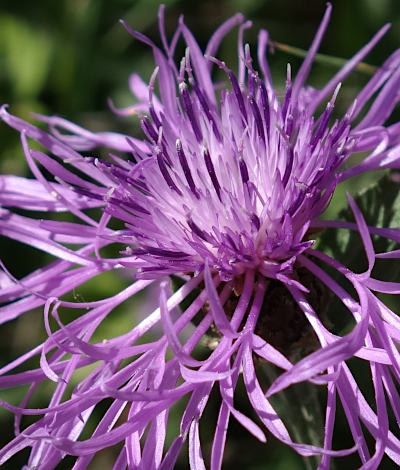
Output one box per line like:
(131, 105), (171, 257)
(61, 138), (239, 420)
(317, 173), (400, 275)
(315, 173), (400, 325)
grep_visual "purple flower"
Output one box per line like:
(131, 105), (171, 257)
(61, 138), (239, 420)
(1, 3), (400, 469)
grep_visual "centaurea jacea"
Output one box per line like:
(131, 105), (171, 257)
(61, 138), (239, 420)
(1, 4), (400, 469)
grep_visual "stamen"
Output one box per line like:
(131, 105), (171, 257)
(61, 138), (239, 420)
(141, 117), (158, 143)
(156, 126), (173, 166)
(127, 177), (150, 195)
(156, 148), (182, 196)
(282, 147), (295, 188)
(176, 139), (199, 198)
(259, 80), (270, 139)
(225, 233), (238, 251)
(192, 84), (222, 142)
(238, 156), (249, 183)
(149, 107), (162, 130)
(202, 146), (222, 200)
(331, 116), (350, 146)
(251, 213), (261, 230)
(312, 83), (341, 147)
(229, 69), (248, 121)
(248, 94), (265, 141)
(144, 246), (189, 258)
(187, 217), (212, 242)
(206, 55), (248, 121)
(244, 44), (257, 95)
(113, 197), (151, 215)
(125, 137), (149, 161)
(148, 67), (161, 129)
(285, 113), (295, 139)
(179, 81), (203, 142)
(179, 56), (186, 82)
(282, 63), (292, 119)
(184, 48), (195, 82)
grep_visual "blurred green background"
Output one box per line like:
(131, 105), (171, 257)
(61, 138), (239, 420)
(1, 0), (400, 469)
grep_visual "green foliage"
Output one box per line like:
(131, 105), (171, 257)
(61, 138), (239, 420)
(0, 15), (52, 98)
(315, 173), (400, 339)
(317, 173), (400, 276)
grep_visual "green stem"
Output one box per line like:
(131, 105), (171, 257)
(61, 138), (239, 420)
(271, 41), (377, 75)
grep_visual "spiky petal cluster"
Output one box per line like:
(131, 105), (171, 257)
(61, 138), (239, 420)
(1, 4), (400, 469)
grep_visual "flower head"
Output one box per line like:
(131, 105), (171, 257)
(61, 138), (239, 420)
(1, 4), (400, 469)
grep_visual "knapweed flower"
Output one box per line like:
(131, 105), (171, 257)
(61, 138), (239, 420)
(1, 3), (400, 469)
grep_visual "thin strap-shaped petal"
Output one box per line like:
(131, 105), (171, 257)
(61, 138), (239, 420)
(0, 210), (97, 266)
(267, 281), (369, 396)
(32, 113), (148, 152)
(0, 175), (102, 212)
(0, 106), (109, 184)
(180, 365), (232, 383)
(242, 342), (291, 440)
(180, 17), (216, 106)
(205, 13), (244, 63)
(204, 261), (237, 338)
(319, 380), (338, 469)
(210, 401), (230, 470)
(350, 49), (400, 121)
(257, 29), (272, 87)
(159, 280), (205, 367)
(159, 436), (185, 470)
(309, 23), (391, 112)
(141, 410), (168, 469)
(189, 418), (207, 470)
(120, 20), (179, 120)
(354, 64), (400, 131)
(292, 3), (332, 99)
(21, 131), (102, 228)
(346, 193), (375, 280)
(219, 344), (266, 442)
(339, 364), (400, 465)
